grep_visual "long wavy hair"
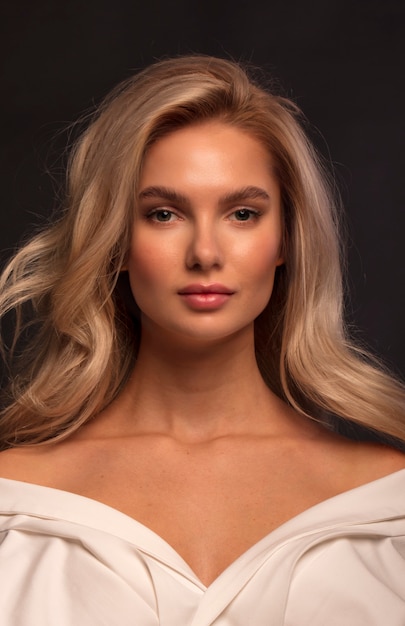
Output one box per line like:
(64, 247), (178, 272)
(1, 55), (404, 448)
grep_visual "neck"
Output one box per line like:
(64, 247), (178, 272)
(115, 324), (281, 441)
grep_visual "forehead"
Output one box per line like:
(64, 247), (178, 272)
(139, 122), (277, 192)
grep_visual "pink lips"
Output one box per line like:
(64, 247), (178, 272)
(179, 284), (234, 295)
(178, 284), (235, 310)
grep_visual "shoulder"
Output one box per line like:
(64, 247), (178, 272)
(0, 446), (50, 483)
(341, 440), (405, 494)
(285, 441), (405, 623)
(351, 441), (405, 483)
(285, 521), (405, 624)
(299, 422), (405, 493)
(0, 440), (93, 489)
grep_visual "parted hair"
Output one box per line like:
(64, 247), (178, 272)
(1, 55), (404, 448)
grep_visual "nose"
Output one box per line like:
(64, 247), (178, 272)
(185, 220), (223, 271)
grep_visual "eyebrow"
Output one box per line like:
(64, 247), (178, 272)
(221, 186), (270, 203)
(138, 186), (189, 205)
(138, 185), (271, 205)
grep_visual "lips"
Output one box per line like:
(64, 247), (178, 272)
(178, 284), (235, 295)
(178, 284), (235, 310)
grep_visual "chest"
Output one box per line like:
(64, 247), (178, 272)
(61, 440), (341, 585)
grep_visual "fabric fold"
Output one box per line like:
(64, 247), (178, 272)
(1, 471), (405, 625)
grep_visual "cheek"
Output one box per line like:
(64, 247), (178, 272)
(238, 234), (283, 319)
(251, 243), (283, 314)
(238, 233), (283, 278)
(129, 234), (163, 275)
(126, 237), (155, 296)
(126, 235), (180, 300)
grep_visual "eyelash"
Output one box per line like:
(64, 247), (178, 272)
(228, 208), (261, 222)
(146, 209), (178, 223)
(145, 207), (261, 223)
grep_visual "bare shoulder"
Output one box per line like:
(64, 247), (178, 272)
(0, 445), (54, 482)
(320, 431), (405, 490)
(353, 440), (405, 480)
(0, 439), (93, 488)
(293, 417), (405, 494)
(0, 446), (37, 472)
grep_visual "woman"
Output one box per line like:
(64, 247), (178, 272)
(0, 56), (404, 625)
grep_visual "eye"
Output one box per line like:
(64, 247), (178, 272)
(229, 208), (259, 222)
(148, 209), (178, 223)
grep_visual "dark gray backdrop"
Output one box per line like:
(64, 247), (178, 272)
(1, 0), (404, 376)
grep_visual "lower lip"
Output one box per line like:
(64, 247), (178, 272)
(179, 293), (233, 310)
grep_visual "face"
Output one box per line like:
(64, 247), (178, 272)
(127, 121), (284, 346)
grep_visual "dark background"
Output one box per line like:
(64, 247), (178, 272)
(1, 0), (404, 376)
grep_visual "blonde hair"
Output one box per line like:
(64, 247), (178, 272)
(1, 55), (404, 448)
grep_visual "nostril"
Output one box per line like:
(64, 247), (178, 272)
(185, 238), (223, 271)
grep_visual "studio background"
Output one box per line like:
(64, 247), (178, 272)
(1, 0), (404, 376)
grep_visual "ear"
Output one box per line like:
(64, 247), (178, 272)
(276, 228), (288, 266)
(274, 249), (285, 268)
(120, 251), (129, 272)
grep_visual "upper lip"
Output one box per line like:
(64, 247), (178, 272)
(178, 283), (235, 294)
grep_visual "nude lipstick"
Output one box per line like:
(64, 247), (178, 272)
(178, 284), (235, 310)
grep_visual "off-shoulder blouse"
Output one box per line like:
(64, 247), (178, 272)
(1, 471), (405, 625)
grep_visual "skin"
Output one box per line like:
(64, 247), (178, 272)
(127, 120), (284, 349)
(0, 122), (405, 586)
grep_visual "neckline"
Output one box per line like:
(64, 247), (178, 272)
(1, 468), (405, 589)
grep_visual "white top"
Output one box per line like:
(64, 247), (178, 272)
(1, 471), (405, 625)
